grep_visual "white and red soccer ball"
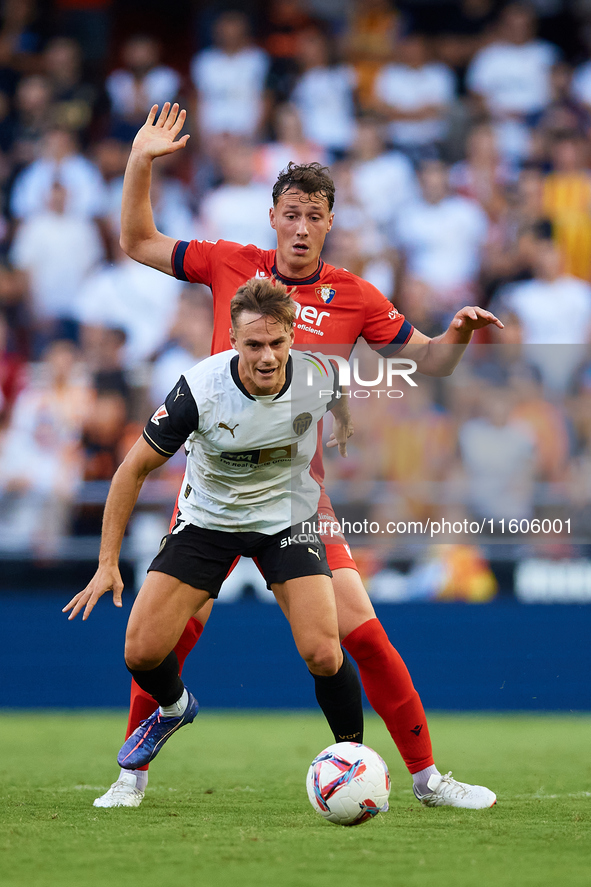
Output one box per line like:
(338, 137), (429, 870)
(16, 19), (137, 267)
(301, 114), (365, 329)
(306, 742), (390, 826)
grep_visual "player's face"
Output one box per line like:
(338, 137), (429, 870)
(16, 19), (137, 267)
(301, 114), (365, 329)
(270, 189), (334, 278)
(231, 312), (295, 396)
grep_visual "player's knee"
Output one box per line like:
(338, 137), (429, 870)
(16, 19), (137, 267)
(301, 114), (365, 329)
(124, 641), (162, 672)
(302, 640), (341, 676)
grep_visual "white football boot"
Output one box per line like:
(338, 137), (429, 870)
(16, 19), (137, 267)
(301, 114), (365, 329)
(414, 771), (496, 809)
(93, 771), (145, 808)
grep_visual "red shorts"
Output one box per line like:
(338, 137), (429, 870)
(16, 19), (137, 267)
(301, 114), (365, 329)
(317, 489), (358, 573)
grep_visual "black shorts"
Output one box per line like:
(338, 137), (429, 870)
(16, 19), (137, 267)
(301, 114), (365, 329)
(147, 516), (332, 598)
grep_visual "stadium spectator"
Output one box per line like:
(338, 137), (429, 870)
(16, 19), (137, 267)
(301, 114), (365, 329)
(341, 0), (400, 109)
(348, 115), (418, 233)
(81, 386), (130, 484)
(54, 0), (113, 69)
(190, 10), (269, 145)
(81, 324), (129, 399)
(373, 31), (456, 160)
(10, 127), (108, 221)
(0, 309), (24, 428)
(375, 377), (456, 524)
(10, 75), (54, 165)
(0, 0), (47, 74)
(42, 36), (103, 143)
(198, 138), (275, 249)
(449, 122), (511, 222)
(323, 159), (397, 299)
(254, 101), (327, 189)
(542, 131), (591, 281)
(496, 235), (591, 391)
(466, 2), (560, 162)
(435, 0), (498, 93)
(391, 158), (489, 324)
(290, 25), (357, 160)
(481, 166), (548, 293)
(106, 35), (181, 139)
(77, 235), (183, 369)
(262, 0), (320, 104)
(0, 339), (89, 554)
(458, 382), (537, 522)
(149, 285), (212, 408)
(509, 366), (571, 483)
(10, 180), (104, 352)
(533, 61), (589, 142)
(570, 22), (591, 119)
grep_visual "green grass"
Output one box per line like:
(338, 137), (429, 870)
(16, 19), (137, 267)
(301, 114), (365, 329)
(1, 711), (589, 887)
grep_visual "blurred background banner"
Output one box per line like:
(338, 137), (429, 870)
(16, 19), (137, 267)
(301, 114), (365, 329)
(2, 591), (590, 709)
(1, 0), (591, 707)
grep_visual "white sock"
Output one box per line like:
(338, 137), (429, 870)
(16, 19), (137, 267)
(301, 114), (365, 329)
(119, 768), (148, 793)
(412, 764), (440, 797)
(159, 687), (189, 718)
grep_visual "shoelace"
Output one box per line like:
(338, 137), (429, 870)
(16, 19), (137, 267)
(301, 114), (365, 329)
(437, 771), (470, 798)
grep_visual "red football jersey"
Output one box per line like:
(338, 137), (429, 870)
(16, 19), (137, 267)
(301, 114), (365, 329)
(171, 239), (413, 358)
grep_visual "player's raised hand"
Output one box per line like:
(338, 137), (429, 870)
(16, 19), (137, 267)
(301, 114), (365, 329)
(451, 306), (504, 332)
(62, 564), (124, 622)
(131, 103), (190, 159)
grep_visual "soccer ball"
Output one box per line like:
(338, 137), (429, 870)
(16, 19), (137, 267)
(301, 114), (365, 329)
(306, 741), (390, 826)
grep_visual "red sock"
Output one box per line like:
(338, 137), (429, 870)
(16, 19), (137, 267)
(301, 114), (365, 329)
(342, 618), (435, 774)
(124, 617), (205, 769)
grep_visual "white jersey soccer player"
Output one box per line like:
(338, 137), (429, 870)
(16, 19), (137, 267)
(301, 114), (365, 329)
(66, 279), (366, 788)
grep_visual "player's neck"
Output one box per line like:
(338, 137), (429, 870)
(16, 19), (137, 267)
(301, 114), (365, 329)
(274, 251), (321, 281)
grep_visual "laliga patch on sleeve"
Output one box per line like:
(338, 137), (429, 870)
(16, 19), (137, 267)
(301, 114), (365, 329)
(151, 404), (169, 425)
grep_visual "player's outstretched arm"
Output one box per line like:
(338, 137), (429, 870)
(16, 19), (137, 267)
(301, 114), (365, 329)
(63, 438), (169, 621)
(120, 102), (190, 274)
(326, 393), (353, 457)
(401, 306), (504, 377)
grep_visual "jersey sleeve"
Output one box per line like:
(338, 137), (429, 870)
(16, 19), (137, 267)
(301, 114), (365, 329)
(142, 375), (200, 457)
(359, 279), (414, 355)
(171, 239), (242, 286)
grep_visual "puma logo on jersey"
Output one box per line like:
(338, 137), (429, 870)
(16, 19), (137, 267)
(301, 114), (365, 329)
(308, 547), (321, 559)
(174, 387), (184, 401)
(255, 269), (268, 278)
(218, 421), (239, 437)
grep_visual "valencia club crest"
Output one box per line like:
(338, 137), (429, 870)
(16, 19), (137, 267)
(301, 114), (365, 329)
(315, 286), (336, 304)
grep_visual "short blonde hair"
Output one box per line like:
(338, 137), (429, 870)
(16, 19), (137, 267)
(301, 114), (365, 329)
(230, 277), (296, 331)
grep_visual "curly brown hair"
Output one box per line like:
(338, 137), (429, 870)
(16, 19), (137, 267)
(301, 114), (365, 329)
(272, 161), (335, 211)
(231, 277), (296, 331)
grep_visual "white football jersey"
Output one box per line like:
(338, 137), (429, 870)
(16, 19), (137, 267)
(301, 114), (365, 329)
(143, 349), (338, 534)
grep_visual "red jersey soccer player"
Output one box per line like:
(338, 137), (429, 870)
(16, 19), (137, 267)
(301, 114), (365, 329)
(94, 103), (501, 810)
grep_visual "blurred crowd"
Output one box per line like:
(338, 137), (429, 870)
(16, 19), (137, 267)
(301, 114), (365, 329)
(1, 0), (591, 572)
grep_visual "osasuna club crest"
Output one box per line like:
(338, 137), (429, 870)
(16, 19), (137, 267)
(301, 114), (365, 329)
(316, 286), (336, 304)
(293, 412), (313, 435)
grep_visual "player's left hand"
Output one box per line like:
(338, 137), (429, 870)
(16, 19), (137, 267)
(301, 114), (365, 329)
(62, 564), (124, 622)
(451, 306), (504, 331)
(326, 415), (353, 457)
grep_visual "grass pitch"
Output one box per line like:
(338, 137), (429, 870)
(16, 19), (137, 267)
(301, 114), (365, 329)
(0, 711), (589, 887)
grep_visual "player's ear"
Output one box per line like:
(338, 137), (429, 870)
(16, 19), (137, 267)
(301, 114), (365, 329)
(327, 212), (335, 232)
(269, 206), (276, 230)
(229, 326), (237, 349)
